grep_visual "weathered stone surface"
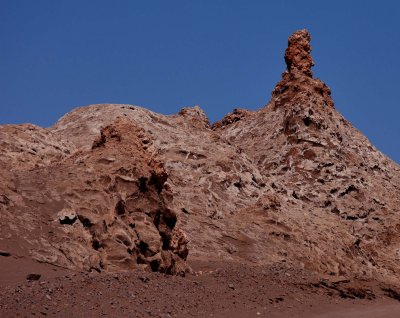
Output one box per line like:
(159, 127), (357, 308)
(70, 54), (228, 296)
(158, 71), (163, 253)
(0, 30), (399, 285)
(0, 118), (189, 275)
(284, 29), (314, 77)
(215, 30), (400, 284)
(212, 108), (253, 130)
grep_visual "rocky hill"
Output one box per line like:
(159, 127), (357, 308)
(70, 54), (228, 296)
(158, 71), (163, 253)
(214, 30), (400, 284)
(1, 29), (399, 291)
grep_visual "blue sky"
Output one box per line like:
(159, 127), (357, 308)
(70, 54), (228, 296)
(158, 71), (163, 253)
(1, 1), (399, 162)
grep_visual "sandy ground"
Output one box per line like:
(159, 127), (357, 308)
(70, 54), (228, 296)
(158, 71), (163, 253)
(1, 255), (400, 317)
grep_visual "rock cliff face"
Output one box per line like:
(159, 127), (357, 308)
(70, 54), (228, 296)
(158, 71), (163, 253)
(1, 30), (399, 283)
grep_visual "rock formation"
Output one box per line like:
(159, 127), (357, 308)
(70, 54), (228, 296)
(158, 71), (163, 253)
(215, 29), (400, 284)
(284, 29), (314, 77)
(0, 118), (189, 275)
(1, 30), (399, 286)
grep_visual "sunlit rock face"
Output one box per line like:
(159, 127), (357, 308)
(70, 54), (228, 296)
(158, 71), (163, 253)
(1, 30), (400, 285)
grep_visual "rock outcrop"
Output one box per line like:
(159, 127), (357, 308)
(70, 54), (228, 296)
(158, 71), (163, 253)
(1, 30), (399, 285)
(0, 118), (189, 275)
(215, 29), (400, 284)
(284, 29), (314, 77)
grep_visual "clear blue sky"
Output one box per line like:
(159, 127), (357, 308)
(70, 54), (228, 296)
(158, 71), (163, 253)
(1, 1), (399, 163)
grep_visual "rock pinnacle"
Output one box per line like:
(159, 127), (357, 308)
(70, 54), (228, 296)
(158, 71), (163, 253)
(271, 29), (334, 108)
(284, 29), (314, 77)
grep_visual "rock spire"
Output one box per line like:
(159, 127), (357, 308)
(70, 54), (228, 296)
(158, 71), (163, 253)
(271, 29), (334, 109)
(284, 29), (314, 77)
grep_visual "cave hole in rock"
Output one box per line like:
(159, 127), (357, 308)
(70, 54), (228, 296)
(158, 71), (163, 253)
(154, 210), (177, 249)
(59, 215), (77, 225)
(150, 259), (160, 272)
(339, 185), (358, 197)
(115, 199), (126, 215)
(149, 173), (164, 194)
(303, 117), (312, 126)
(154, 210), (177, 229)
(181, 207), (190, 215)
(138, 241), (153, 258)
(92, 239), (103, 250)
(233, 181), (243, 189)
(138, 177), (149, 193)
(331, 207), (340, 215)
(77, 215), (94, 228)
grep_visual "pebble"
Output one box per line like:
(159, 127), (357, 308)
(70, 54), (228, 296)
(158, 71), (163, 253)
(139, 276), (150, 283)
(26, 274), (41, 281)
(0, 250), (11, 257)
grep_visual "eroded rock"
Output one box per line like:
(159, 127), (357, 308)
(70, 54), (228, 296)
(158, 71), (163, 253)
(0, 30), (399, 286)
(284, 29), (314, 77)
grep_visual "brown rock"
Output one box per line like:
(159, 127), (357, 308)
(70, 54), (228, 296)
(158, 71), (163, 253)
(0, 30), (399, 289)
(26, 273), (41, 281)
(0, 250), (11, 257)
(284, 29), (314, 77)
(212, 108), (252, 130)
